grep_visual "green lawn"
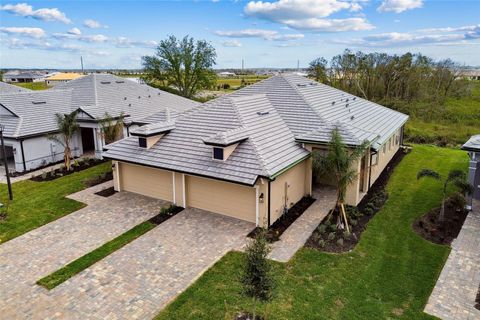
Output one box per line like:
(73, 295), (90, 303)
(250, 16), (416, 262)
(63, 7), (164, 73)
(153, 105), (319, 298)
(0, 162), (112, 243)
(37, 220), (156, 289)
(156, 145), (468, 320)
(13, 82), (50, 90)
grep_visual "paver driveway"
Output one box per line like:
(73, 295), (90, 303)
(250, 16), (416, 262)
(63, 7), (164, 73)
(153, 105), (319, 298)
(0, 182), (254, 319)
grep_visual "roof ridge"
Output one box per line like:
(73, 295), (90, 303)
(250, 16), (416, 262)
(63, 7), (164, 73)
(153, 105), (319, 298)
(92, 73), (98, 106)
(229, 96), (271, 177)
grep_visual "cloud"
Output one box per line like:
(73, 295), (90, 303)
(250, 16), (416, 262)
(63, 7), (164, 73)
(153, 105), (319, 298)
(333, 25), (480, 47)
(83, 19), (106, 29)
(113, 37), (158, 48)
(67, 27), (81, 35)
(90, 50), (111, 57)
(243, 0), (372, 32)
(53, 32), (109, 43)
(214, 29), (304, 41)
(0, 3), (71, 23)
(0, 27), (45, 38)
(377, 0), (423, 13)
(222, 40), (242, 47)
(4, 38), (81, 52)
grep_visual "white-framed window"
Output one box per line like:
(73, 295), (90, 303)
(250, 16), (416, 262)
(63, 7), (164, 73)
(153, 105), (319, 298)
(371, 153), (379, 166)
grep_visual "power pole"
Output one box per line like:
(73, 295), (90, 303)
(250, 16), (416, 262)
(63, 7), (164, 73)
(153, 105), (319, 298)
(0, 125), (13, 200)
(297, 59), (300, 71)
(242, 59), (244, 72)
(80, 56), (84, 74)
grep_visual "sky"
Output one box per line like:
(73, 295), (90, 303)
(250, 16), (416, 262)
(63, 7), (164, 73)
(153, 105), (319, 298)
(0, 0), (479, 69)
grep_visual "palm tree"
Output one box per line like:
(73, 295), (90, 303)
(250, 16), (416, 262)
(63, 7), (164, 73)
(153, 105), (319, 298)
(417, 169), (472, 222)
(313, 128), (368, 233)
(48, 111), (79, 171)
(98, 112), (124, 145)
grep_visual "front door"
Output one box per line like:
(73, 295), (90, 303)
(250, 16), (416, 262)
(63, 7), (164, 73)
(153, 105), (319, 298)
(81, 127), (95, 153)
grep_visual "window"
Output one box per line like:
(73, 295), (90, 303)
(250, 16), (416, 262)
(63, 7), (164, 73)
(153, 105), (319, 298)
(138, 137), (147, 148)
(213, 147), (224, 160)
(371, 153), (379, 166)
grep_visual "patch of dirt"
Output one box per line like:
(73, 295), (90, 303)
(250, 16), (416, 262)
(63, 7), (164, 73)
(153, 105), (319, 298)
(392, 308), (404, 316)
(412, 196), (468, 245)
(30, 158), (108, 182)
(247, 196), (316, 243)
(148, 205), (184, 225)
(95, 186), (117, 197)
(305, 148), (407, 253)
(234, 312), (263, 320)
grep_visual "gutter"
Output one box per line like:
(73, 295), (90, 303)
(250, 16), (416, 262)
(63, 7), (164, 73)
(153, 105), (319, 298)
(270, 154), (310, 179)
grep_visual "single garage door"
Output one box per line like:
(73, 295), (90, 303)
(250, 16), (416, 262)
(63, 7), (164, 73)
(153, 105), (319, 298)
(119, 162), (173, 201)
(186, 175), (256, 223)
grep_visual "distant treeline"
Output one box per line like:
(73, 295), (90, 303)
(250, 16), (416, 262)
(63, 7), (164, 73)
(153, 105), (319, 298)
(308, 50), (472, 105)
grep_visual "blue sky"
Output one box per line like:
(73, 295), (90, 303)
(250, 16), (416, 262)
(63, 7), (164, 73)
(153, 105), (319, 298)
(0, 0), (479, 69)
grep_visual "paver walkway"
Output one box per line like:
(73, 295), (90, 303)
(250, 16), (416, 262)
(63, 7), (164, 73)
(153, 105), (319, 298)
(269, 185), (336, 262)
(0, 182), (168, 319)
(425, 199), (480, 320)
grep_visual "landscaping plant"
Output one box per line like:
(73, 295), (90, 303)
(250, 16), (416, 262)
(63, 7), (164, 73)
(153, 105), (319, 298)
(417, 168), (472, 222)
(48, 111), (79, 171)
(313, 128), (368, 232)
(99, 112), (125, 145)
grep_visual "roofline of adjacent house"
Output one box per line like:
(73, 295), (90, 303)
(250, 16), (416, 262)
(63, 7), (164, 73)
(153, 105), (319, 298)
(461, 146), (480, 152)
(102, 155), (259, 187)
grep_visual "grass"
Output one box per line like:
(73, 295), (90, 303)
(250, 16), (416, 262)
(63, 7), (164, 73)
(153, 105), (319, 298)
(13, 82), (50, 90)
(0, 162), (112, 244)
(155, 145), (468, 320)
(37, 220), (156, 289)
(216, 76), (269, 89)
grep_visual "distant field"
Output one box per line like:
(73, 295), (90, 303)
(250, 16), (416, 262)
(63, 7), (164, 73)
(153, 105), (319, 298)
(14, 82), (49, 90)
(216, 76), (269, 89)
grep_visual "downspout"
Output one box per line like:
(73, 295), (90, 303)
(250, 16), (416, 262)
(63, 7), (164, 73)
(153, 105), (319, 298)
(267, 180), (271, 227)
(20, 139), (27, 172)
(368, 149), (373, 190)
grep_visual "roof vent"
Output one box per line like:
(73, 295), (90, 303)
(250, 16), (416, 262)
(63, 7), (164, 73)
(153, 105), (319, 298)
(148, 95), (151, 98)
(297, 83), (307, 87)
(158, 92), (161, 95)
(31, 101), (46, 104)
(353, 97), (356, 100)
(115, 80), (125, 84)
(332, 101), (335, 105)
(124, 97), (127, 100)
(100, 81), (111, 84)
(346, 98), (349, 102)
(128, 103), (132, 107)
(138, 96), (141, 99)
(351, 115), (355, 120)
(346, 103), (349, 108)
(257, 111), (270, 116)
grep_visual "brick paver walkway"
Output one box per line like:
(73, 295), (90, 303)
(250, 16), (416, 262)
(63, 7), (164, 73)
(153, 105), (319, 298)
(0, 182), (168, 319)
(424, 199), (480, 320)
(269, 185), (337, 262)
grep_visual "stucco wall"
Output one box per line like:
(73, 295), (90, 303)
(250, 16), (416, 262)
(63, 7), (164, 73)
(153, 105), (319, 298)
(269, 160), (307, 223)
(370, 129), (401, 186)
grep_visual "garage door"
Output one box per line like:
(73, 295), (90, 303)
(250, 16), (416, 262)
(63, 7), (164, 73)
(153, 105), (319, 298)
(119, 162), (173, 201)
(186, 175), (256, 223)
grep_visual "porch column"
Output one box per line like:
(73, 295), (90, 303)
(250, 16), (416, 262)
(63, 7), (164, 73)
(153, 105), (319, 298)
(467, 152), (477, 209)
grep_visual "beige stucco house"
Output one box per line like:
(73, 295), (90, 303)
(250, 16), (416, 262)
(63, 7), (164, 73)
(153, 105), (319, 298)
(103, 74), (408, 227)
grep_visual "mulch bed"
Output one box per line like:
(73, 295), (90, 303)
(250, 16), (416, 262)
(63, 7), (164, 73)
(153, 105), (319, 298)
(30, 158), (107, 182)
(235, 312), (263, 320)
(83, 171), (113, 188)
(95, 186), (117, 197)
(475, 284), (480, 310)
(412, 196), (469, 245)
(305, 148), (407, 253)
(148, 205), (184, 225)
(247, 196), (316, 243)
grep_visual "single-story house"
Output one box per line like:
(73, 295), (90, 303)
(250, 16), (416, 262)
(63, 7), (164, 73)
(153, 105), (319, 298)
(462, 135), (480, 209)
(45, 72), (85, 86)
(3, 72), (46, 83)
(0, 74), (199, 173)
(103, 74), (408, 227)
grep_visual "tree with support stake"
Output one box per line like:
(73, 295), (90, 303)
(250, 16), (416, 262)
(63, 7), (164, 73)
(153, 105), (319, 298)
(312, 128), (368, 233)
(0, 124), (13, 201)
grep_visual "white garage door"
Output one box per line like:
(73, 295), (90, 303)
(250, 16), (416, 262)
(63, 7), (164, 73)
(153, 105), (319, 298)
(119, 162), (173, 201)
(186, 175), (256, 223)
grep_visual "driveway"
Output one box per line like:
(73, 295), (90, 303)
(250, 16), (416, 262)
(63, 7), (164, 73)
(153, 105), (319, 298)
(0, 182), (253, 319)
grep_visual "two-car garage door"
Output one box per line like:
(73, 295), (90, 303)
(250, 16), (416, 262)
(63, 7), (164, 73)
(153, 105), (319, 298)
(118, 162), (256, 223)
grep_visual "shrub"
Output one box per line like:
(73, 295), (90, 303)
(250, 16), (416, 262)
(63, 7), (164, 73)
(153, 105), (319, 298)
(336, 238), (344, 246)
(327, 232), (336, 241)
(329, 224), (337, 232)
(350, 219), (358, 227)
(241, 228), (275, 301)
(449, 192), (466, 211)
(159, 204), (179, 216)
(317, 224), (327, 234)
(343, 231), (351, 240)
(318, 239), (326, 248)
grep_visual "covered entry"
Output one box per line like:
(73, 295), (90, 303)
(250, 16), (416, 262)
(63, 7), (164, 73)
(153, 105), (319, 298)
(186, 175), (256, 223)
(80, 127), (95, 153)
(0, 145), (15, 171)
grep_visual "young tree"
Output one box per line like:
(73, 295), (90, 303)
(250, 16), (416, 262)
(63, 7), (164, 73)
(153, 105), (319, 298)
(417, 169), (472, 222)
(48, 111), (79, 171)
(308, 57), (329, 83)
(99, 112), (124, 145)
(313, 128), (368, 232)
(241, 228), (275, 303)
(142, 35), (217, 98)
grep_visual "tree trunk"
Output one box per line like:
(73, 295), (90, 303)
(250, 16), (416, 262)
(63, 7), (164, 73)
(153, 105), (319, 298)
(64, 144), (71, 171)
(439, 198), (446, 223)
(340, 202), (350, 234)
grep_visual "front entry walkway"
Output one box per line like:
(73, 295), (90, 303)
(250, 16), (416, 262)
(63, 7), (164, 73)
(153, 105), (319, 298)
(424, 199), (480, 320)
(0, 183), (254, 319)
(269, 185), (337, 262)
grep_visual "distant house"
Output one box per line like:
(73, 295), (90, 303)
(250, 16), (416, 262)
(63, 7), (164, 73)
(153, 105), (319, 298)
(462, 135), (480, 209)
(218, 72), (236, 77)
(45, 72), (85, 86)
(3, 72), (45, 83)
(103, 74), (408, 227)
(460, 69), (480, 81)
(0, 74), (199, 173)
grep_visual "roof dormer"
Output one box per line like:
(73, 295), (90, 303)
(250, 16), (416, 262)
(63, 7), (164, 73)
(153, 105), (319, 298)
(203, 127), (249, 161)
(131, 121), (175, 149)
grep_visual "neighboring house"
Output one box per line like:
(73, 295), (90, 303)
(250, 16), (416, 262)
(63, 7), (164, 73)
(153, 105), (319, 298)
(3, 72), (45, 83)
(0, 82), (32, 94)
(45, 72), (85, 86)
(0, 74), (199, 173)
(462, 135), (480, 209)
(103, 74), (408, 227)
(218, 71), (236, 77)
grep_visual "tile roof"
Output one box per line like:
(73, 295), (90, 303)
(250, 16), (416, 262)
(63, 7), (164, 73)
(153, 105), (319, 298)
(103, 74), (408, 185)
(0, 82), (32, 94)
(462, 135), (480, 152)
